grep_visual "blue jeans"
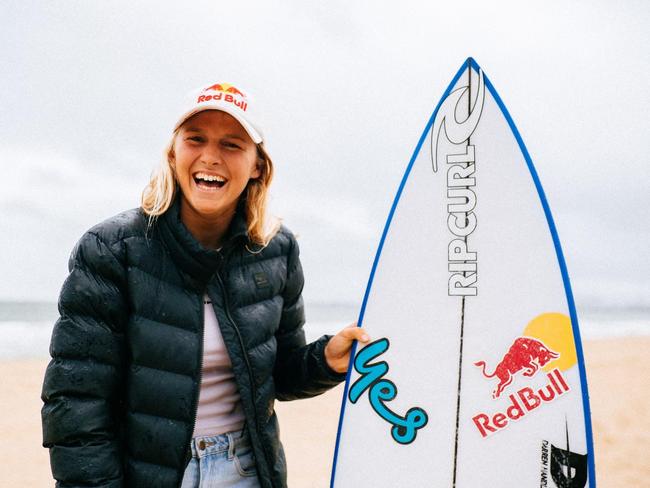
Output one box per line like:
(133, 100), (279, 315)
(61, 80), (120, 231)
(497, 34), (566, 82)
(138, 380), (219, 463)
(180, 426), (261, 487)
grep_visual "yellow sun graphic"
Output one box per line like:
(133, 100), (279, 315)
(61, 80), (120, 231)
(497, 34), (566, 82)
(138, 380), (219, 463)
(523, 312), (577, 372)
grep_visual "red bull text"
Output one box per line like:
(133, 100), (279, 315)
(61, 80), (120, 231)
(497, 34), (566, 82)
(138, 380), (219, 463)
(197, 83), (248, 112)
(472, 368), (570, 438)
(196, 92), (248, 112)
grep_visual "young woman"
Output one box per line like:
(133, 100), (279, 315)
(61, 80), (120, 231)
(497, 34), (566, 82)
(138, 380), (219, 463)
(41, 82), (369, 488)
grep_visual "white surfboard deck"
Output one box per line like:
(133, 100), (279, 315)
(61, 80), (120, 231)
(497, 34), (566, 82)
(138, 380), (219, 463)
(330, 58), (595, 487)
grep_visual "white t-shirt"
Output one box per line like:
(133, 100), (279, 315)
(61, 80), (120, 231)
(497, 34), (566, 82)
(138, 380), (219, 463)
(192, 293), (246, 437)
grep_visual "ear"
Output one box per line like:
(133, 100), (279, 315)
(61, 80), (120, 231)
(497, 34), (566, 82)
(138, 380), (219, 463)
(251, 156), (263, 179)
(168, 139), (177, 169)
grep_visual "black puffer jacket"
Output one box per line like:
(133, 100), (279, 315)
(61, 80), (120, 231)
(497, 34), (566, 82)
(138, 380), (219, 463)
(41, 192), (347, 487)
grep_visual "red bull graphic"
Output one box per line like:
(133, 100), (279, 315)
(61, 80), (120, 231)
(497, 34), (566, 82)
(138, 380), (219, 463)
(474, 336), (560, 398)
(471, 331), (573, 439)
(204, 83), (245, 97)
(196, 82), (248, 112)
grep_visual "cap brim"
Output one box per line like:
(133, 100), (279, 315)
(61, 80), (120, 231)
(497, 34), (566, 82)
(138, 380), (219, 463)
(173, 103), (263, 144)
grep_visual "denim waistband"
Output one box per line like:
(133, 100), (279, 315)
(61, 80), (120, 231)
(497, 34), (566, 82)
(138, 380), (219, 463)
(189, 425), (251, 460)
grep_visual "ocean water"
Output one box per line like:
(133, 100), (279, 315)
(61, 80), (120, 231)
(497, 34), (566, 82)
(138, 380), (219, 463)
(1, 301), (648, 360)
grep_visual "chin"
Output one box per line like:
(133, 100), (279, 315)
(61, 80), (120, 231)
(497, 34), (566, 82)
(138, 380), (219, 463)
(186, 193), (235, 219)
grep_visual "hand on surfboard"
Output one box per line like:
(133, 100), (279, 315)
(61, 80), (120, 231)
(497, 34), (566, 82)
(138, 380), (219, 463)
(324, 323), (370, 373)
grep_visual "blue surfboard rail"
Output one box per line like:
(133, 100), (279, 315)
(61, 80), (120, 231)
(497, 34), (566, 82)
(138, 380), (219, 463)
(329, 57), (596, 487)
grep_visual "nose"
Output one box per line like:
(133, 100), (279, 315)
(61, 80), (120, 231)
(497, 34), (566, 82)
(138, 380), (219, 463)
(201, 143), (223, 165)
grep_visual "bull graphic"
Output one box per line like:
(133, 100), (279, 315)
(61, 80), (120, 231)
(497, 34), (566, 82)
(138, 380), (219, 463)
(204, 83), (245, 97)
(474, 337), (560, 398)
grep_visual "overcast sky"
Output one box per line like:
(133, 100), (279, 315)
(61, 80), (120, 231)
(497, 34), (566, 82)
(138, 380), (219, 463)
(1, 0), (649, 310)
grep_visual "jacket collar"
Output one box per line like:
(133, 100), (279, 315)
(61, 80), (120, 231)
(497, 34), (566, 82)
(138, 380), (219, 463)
(158, 190), (249, 289)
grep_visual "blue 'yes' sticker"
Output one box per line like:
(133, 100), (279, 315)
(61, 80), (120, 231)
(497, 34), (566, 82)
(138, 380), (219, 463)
(349, 338), (428, 445)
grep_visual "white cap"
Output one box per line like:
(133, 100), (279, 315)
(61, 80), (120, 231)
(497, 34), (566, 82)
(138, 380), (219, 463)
(172, 82), (263, 143)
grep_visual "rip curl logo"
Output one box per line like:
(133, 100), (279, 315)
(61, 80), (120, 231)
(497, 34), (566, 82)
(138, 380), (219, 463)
(430, 69), (485, 173)
(430, 69), (485, 297)
(196, 82), (248, 111)
(348, 338), (428, 444)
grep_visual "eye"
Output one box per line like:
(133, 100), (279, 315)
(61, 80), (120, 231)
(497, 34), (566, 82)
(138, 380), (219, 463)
(186, 135), (205, 143)
(222, 141), (242, 150)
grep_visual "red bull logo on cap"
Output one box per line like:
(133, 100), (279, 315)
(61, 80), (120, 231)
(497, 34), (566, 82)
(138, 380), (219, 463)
(196, 82), (248, 112)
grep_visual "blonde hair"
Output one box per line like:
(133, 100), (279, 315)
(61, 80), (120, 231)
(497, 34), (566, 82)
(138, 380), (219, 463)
(141, 129), (281, 247)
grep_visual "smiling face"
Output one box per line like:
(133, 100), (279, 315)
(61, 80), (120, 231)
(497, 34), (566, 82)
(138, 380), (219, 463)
(172, 110), (261, 228)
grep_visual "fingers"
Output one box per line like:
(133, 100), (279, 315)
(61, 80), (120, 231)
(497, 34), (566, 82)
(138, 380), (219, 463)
(338, 325), (370, 343)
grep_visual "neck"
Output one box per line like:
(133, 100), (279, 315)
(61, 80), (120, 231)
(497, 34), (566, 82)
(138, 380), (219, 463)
(179, 197), (235, 250)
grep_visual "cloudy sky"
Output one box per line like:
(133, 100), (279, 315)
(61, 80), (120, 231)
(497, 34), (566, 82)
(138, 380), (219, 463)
(2, 0), (649, 309)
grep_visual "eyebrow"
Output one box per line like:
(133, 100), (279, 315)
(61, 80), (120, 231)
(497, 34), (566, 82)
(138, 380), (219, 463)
(183, 128), (247, 142)
(223, 133), (247, 142)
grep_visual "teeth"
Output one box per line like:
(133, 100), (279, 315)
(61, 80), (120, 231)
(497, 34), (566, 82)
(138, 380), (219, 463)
(194, 172), (226, 182)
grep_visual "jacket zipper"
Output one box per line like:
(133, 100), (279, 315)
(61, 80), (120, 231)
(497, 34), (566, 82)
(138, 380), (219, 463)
(215, 272), (272, 475)
(181, 292), (205, 477)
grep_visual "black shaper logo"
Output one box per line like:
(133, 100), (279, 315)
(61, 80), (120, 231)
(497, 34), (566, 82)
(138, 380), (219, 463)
(540, 420), (588, 488)
(550, 444), (588, 488)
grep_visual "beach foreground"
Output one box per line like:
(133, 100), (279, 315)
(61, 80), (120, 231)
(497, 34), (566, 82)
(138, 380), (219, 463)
(5, 337), (648, 487)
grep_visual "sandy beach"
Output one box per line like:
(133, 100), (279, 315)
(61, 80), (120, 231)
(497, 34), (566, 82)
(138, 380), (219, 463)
(5, 337), (649, 487)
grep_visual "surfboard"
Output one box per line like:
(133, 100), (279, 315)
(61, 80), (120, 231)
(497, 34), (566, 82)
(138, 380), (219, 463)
(329, 58), (596, 487)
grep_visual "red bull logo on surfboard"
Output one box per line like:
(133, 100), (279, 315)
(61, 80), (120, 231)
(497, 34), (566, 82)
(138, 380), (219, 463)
(470, 317), (578, 439)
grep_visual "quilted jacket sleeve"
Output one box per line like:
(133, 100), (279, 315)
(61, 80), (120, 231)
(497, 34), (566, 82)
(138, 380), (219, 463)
(273, 231), (347, 401)
(41, 231), (128, 488)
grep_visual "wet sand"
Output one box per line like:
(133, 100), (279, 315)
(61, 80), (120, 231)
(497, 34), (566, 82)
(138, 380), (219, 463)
(5, 337), (649, 487)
